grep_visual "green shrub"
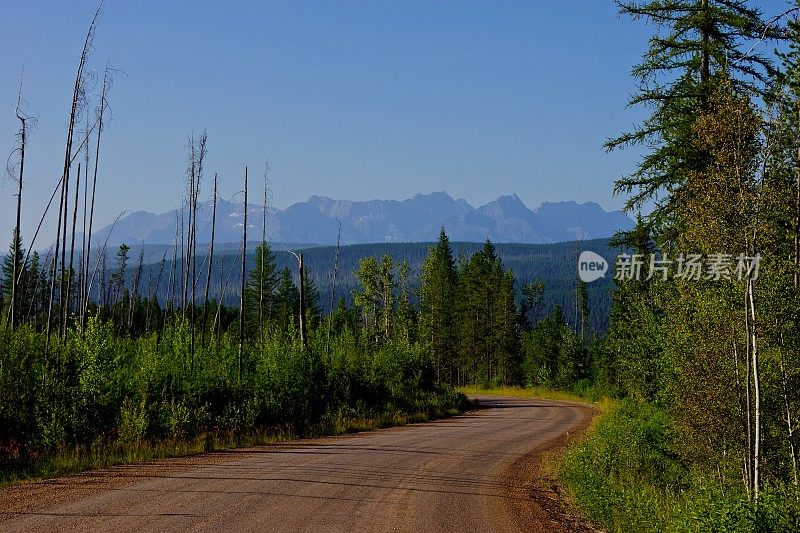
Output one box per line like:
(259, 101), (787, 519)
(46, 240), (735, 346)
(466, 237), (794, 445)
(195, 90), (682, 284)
(562, 400), (800, 532)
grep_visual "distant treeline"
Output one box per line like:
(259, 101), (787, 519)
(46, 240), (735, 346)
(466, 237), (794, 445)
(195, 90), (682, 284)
(67, 238), (615, 333)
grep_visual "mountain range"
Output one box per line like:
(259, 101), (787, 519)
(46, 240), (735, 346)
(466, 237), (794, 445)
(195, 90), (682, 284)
(91, 192), (634, 246)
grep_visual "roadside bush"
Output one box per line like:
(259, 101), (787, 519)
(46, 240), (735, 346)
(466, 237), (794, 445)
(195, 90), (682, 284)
(0, 319), (464, 481)
(562, 399), (800, 532)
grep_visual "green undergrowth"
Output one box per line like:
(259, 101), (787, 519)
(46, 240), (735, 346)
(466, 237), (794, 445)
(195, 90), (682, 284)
(561, 399), (800, 532)
(0, 320), (469, 486)
(1, 396), (465, 488)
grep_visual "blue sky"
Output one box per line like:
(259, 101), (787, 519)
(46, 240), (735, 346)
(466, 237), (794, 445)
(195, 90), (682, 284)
(0, 1), (781, 245)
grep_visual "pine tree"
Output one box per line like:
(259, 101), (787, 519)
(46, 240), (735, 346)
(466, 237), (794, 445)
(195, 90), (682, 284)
(244, 243), (278, 335)
(109, 244), (130, 307)
(303, 268), (321, 332)
(273, 267), (299, 334)
(577, 279), (590, 341)
(610, 0), (784, 235)
(420, 228), (458, 382)
(1, 229), (27, 328)
(353, 256), (380, 342)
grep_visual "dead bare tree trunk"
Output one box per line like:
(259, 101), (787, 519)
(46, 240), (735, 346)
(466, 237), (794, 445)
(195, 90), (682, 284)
(202, 173), (217, 346)
(82, 66), (111, 328)
(46, 3), (101, 345)
(58, 155), (71, 339)
(162, 230), (178, 344)
(183, 138), (195, 317)
(98, 247), (107, 308)
(259, 163), (270, 339)
(214, 253), (225, 344)
(144, 269), (152, 334)
(79, 117), (89, 323)
(326, 220), (342, 355)
(191, 132), (206, 372)
(298, 253), (307, 348)
(239, 167), (248, 383)
(179, 205), (185, 314)
(9, 74), (28, 331)
(169, 210), (179, 313)
(46, 167), (66, 345)
(83, 211), (124, 318)
(128, 246), (143, 334)
(64, 161), (82, 337)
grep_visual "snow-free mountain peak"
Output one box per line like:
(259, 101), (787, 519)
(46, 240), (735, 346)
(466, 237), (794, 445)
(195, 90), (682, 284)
(89, 193), (634, 246)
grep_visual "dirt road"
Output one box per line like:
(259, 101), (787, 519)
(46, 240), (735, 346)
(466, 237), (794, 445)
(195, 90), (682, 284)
(0, 397), (593, 532)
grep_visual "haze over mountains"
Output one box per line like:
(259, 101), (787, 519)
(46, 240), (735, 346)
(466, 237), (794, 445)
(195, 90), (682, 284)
(91, 192), (634, 246)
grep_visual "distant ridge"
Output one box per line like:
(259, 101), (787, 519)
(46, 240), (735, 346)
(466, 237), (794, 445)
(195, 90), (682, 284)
(90, 192), (634, 246)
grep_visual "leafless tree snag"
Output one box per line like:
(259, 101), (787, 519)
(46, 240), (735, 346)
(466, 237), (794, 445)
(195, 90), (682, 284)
(239, 167), (248, 382)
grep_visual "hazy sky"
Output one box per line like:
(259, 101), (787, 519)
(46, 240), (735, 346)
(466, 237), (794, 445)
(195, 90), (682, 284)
(0, 1), (781, 246)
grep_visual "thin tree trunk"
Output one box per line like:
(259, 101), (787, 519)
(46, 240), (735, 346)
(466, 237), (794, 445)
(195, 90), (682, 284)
(794, 103), (800, 289)
(183, 137), (194, 318)
(190, 132), (205, 372)
(778, 336), (799, 486)
(128, 246), (143, 334)
(83, 67), (110, 328)
(10, 77), (26, 332)
(299, 253), (307, 348)
(47, 3), (100, 344)
(98, 248), (106, 308)
(326, 220), (342, 356)
(64, 161), (81, 338)
(180, 205), (185, 314)
(259, 166), (269, 339)
(47, 165), (66, 345)
(239, 167), (248, 383)
(748, 275), (761, 502)
(202, 173), (217, 346)
(79, 125), (89, 325)
(744, 282), (753, 495)
(58, 157), (70, 339)
(214, 253), (225, 344)
(165, 222), (179, 339)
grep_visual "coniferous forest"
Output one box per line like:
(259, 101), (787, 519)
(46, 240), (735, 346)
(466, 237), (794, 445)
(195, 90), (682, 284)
(5, 1), (800, 531)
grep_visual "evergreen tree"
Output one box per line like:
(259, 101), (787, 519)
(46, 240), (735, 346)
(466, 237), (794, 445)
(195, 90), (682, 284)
(353, 256), (381, 342)
(457, 240), (519, 385)
(518, 279), (545, 331)
(609, 0), (784, 235)
(109, 244), (129, 307)
(1, 229), (27, 326)
(273, 267), (299, 334)
(395, 260), (416, 345)
(24, 250), (40, 322)
(244, 243), (278, 335)
(577, 279), (590, 341)
(420, 228), (458, 382)
(303, 268), (321, 332)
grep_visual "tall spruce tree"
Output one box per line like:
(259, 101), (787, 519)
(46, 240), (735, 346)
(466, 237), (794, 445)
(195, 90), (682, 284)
(244, 243), (278, 335)
(2, 230), (27, 329)
(610, 0), (784, 236)
(420, 228), (458, 382)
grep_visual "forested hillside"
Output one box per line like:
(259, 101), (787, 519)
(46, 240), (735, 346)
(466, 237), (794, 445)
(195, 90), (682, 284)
(32, 238), (613, 331)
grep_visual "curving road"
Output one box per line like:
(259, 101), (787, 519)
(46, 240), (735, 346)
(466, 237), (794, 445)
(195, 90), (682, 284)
(0, 397), (592, 532)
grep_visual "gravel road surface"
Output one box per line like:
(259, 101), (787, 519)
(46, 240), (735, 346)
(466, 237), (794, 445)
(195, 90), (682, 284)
(0, 397), (593, 532)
